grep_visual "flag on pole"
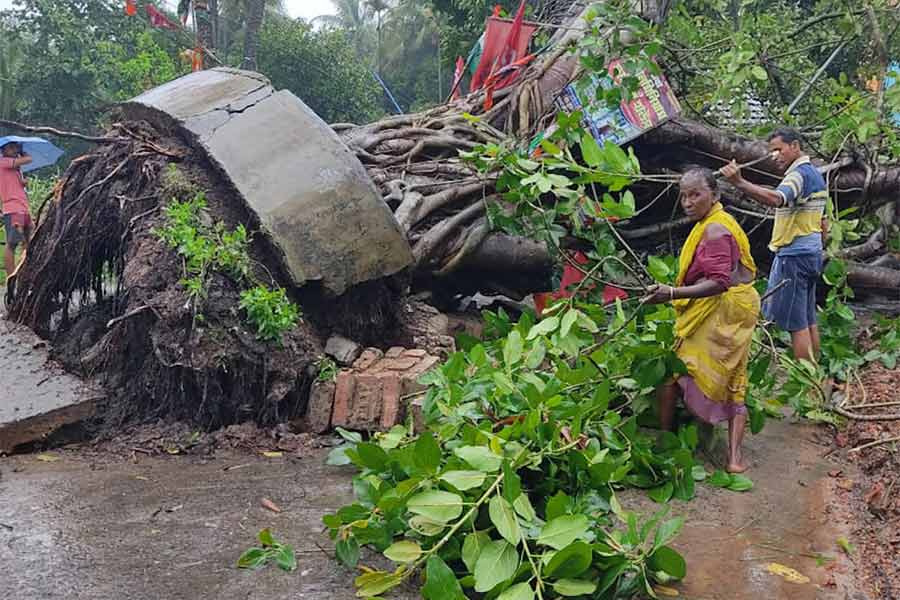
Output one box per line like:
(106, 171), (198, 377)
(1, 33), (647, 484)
(125, 0), (137, 16)
(451, 56), (465, 100)
(470, 1), (536, 92)
(146, 4), (180, 30)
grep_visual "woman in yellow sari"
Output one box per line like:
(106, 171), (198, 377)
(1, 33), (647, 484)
(644, 168), (760, 473)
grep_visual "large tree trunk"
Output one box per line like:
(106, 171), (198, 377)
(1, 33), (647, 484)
(241, 0), (266, 72)
(335, 2), (900, 301)
(194, 1), (214, 66)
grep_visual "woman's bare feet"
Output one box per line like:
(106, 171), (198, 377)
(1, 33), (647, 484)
(726, 460), (748, 474)
(726, 413), (748, 473)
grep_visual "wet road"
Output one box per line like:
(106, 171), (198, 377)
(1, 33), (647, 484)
(1, 421), (862, 600)
(0, 449), (409, 600)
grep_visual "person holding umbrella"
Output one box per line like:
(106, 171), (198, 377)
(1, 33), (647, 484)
(0, 140), (34, 278)
(0, 135), (64, 279)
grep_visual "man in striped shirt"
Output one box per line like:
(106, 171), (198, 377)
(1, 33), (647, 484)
(722, 128), (826, 362)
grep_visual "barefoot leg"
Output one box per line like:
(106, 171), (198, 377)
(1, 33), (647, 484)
(727, 412), (748, 473)
(657, 381), (678, 431)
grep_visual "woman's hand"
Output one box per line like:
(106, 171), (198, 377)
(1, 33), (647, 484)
(643, 284), (675, 304)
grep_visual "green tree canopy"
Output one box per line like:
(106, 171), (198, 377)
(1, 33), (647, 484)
(256, 16), (383, 123)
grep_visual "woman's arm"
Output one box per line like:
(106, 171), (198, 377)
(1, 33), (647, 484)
(644, 224), (733, 304)
(644, 279), (726, 304)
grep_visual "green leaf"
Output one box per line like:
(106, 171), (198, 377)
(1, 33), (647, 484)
(336, 537), (360, 567)
(489, 495), (522, 545)
(355, 570), (404, 597)
(440, 470), (487, 491)
(544, 541), (592, 578)
(650, 545), (686, 579)
(326, 446), (352, 466)
(707, 470), (732, 488)
(537, 514), (590, 550)
(545, 492), (572, 520)
(237, 547), (269, 570)
(580, 132), (603, 167)
(408, 515), (448, 536)
(473, 540), (520, 592)
(258, 528), (275, 547)
(513, 494), (537, 523)
(383, 540), (422, 563)
(275, 545), (297, 572)
(454, 445), (503, 472)
(647, 482), (674, 503)
(561, 309), (579, 338)
(356, 442), (389, 471)
(502, 460), (522, 503)
(647, 256), (671, 282)
(414, 432), (442, 473)
(497, 582), (534, 600)
(552, 579), (598, 596)
(407, 490), (464, 523)
(527, 316), (559, 340)
(726, 474), (754, 492)
(503, 330), (524, 367)
(654, 517), (684, 550)
(462, 531), (491, 573)
(423, 555), (466, 600)
(751, 65), (768, 81)
(691, 465), (708, 481)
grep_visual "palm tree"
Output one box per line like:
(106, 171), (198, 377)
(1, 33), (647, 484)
(241, 0), (266, 71)
(213, 0), (285, 60)
(367, 0), (391, 76)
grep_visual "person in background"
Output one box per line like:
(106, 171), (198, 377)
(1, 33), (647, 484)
(645, 168), (759, 473)
(0, 141), (34, 279)
(721, 128), (827, 362)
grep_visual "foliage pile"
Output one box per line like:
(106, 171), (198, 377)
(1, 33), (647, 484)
(325, 301), (699, 599)
(154, 187), (301, 344)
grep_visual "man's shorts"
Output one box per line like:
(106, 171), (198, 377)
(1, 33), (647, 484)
(4, 212), (33, 250)
(763, 252), (823, 332)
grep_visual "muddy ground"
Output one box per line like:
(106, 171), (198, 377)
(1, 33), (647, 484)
(1, 414), (873, 600)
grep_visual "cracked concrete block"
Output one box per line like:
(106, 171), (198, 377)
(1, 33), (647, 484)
(122, 68), (412, 296)
(0, 326), (101, 454)
(324, 335), (362, 366)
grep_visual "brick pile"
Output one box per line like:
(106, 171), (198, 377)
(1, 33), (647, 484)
(306, 346), (441, 433)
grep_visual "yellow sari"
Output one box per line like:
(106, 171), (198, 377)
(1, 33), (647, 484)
(672, 203), (760, 406)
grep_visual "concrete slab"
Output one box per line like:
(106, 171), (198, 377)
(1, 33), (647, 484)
(122, 68), (413, 296)
(0, 323), (100, 454)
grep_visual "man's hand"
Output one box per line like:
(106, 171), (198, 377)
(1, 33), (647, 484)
(720, 160), (743, 185)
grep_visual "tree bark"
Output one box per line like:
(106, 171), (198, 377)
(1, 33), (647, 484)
(241, 0), (266, 72)
(194, 1), (214, 67)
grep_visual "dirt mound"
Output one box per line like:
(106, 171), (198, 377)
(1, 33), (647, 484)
(8, 122), (327, 430)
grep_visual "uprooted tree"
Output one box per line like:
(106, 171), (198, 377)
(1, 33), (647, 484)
(5, 0), (900, 431)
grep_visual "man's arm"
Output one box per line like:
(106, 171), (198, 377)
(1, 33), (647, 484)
(721, 160), (784, 208)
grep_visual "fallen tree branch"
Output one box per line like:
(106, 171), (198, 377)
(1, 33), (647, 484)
(848, 435), (900, 453)
(0, 118), (129, 144)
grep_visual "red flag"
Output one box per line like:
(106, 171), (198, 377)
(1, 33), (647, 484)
(451, 56), (465, 100)
(146, 4), (180, 30)
(470, 1), (536, 92)
(125, 0), (137, 16)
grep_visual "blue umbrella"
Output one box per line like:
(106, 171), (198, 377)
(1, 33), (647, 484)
(0, 135), (64, 173)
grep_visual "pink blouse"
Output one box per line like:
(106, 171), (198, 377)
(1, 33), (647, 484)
(682, 233), (739, 290)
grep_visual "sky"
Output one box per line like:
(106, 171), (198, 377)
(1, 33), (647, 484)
(0, 1), (336, 21)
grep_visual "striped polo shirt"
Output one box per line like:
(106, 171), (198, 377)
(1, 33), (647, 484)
(770, 155), (827, 253)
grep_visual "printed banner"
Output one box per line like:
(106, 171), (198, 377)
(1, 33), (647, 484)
(556, 59), (682, 147)
(885, 61), (900, 127)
